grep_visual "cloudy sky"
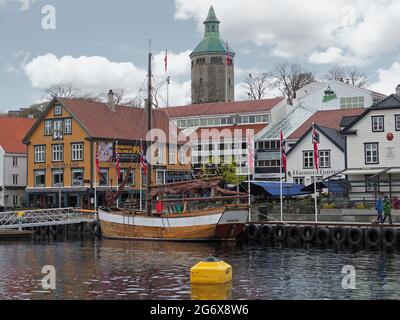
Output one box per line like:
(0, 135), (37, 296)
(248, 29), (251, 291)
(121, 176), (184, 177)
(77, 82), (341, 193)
(1, 0), (400, 112)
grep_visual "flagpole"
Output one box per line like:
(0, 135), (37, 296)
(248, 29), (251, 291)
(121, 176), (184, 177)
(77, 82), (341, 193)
(140, 139), (143, 211)
(94, 142), (97, 210)
(313, 123), (318, 222)
(280, 128), (283, 222)
(225, 42), (228, 102)
(116, 140), (119, 208)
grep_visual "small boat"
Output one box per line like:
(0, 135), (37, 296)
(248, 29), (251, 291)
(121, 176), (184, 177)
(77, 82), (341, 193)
(98, 178), (249, 241)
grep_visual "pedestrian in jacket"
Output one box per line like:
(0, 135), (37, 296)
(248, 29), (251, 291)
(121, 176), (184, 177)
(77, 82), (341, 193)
(375, 196), (384, 224)
(382, 195), (393, 224)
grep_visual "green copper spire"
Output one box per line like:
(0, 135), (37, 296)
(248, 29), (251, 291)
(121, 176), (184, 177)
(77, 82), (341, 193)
(204, 6), (220, 36)
(190, 6), (235, 57)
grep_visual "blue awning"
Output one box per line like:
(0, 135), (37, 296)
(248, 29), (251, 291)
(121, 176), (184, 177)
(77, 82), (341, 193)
(246, 181), (311, 197)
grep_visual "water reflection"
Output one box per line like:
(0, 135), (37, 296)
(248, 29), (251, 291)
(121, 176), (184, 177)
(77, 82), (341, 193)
(0, 236), (400, 300)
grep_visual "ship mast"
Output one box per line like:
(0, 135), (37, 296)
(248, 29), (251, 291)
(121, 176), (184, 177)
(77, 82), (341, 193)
(146, 43), (153, 216)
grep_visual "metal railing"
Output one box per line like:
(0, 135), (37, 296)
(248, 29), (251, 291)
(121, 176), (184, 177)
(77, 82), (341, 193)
(0, 208), (96, 230)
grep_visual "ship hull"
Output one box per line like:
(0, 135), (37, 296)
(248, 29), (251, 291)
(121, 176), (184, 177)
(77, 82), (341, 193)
(98, 207), (248, 241)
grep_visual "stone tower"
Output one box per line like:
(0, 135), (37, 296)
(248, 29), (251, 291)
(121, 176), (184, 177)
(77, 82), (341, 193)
(190, 6), (235, 104)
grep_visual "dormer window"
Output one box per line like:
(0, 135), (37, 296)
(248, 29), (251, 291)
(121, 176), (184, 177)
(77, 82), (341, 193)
(54, 104), (62, 116)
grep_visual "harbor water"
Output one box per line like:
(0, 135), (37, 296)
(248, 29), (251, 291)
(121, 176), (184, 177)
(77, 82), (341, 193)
(0, 236), (400, 300)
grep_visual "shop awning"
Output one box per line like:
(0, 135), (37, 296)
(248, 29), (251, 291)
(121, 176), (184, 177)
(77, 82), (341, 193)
(245, 181), (311, 197)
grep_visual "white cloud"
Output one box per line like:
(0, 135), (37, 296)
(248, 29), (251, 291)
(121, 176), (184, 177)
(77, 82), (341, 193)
(174, 0), (400, 66)
(23, 52), (192, 107)
(369, 62), (400, 95)
(0, 0), (37, 11)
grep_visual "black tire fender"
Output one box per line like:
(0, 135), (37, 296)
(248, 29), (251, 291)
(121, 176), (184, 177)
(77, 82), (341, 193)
(272, 225), (287, 242)
(246, 224), (259, 241)
(365, 228), (381, 246)
(300, 226), (316, 242)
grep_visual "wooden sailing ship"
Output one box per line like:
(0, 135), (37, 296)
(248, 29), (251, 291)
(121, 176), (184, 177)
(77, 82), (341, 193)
(97, 49), (249, 241)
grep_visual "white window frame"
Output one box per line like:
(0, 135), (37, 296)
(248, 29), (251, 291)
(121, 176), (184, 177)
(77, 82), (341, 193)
(64, 118), (72, 134)
(54, 104), (62, 116)
(53, 120), (63, 139)
(52, 144), (64, 162)
(303, 151), (314, 169)
(44, 120), (52, 135)
(371, 116), (384, 132)
(168, 145), (176, 164)
(365, 143), (379, 164)
(71, 143), (84, 161)
(34, 145), (45, 163)
(319, 150), (331, 168)
(12, 174), (18, 185)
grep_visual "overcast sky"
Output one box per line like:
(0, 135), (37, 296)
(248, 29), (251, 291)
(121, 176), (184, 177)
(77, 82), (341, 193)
(1, 0), (400, 112)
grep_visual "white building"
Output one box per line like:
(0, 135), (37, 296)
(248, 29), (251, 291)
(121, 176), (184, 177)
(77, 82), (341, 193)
(286, 124), (346, 186)
(342, 90), (400, 202)
(255, 80), (386, 180)
(0, 117), (35, 210)
(162, 98), (287, 175)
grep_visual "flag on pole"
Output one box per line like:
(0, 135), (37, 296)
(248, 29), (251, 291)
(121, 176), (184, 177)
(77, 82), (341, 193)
(225, 42), (230, 66)
(247, 130), (255, 174)
(312, 124), (320, 171)
(280, 129), (287, 173)
(164, 50), (168, 72)
(140, 140), (148, 176)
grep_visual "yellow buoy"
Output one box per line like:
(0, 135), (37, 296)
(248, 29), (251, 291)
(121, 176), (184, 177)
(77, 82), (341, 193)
(190, 256), (232, 284)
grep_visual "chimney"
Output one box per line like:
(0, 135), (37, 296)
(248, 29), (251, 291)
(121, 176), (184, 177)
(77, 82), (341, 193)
(107, 89), (116, 112)
(396, 84), (400, 96)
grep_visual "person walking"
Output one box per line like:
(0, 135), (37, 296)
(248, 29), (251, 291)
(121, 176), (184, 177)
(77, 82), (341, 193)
(375, 196), (384, 224)
(382, 195), (393, 224)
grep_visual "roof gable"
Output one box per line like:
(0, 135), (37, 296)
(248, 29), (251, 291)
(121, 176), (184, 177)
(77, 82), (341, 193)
(287, 124), (345, 157)
(342, 94), (400, 132)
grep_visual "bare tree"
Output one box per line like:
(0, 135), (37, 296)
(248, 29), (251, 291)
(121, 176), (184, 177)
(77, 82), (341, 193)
(323, 66), (346, 82)
(346, 70), (368, 88)
(270, 62), (315, 105)
(324, 66), (368, 88)
(244, 73), (270, 100)
(46, 83), (79, 99)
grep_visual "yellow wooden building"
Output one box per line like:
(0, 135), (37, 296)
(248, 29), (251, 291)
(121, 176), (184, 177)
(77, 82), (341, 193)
(23, 94), (192, 208)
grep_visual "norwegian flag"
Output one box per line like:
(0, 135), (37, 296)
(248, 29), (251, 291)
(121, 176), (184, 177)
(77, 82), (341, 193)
(114, 147), (121, 181)
(280, 129), (287, 173)
(140, 140), (147, 176)
(164, 50), (168, 72)
(312, 124), (320, 171)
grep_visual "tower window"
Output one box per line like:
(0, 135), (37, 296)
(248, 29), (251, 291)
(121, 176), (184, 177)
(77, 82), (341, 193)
(211, 25), (215, 32)
(228, 79), (231, 87)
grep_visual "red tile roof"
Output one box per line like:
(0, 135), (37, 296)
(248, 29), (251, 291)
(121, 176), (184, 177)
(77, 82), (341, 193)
(162, 98), (284, 118)
(289, 108), (365, 140)
(0, 117), (35, 154)
(59, 98), (171, 141)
